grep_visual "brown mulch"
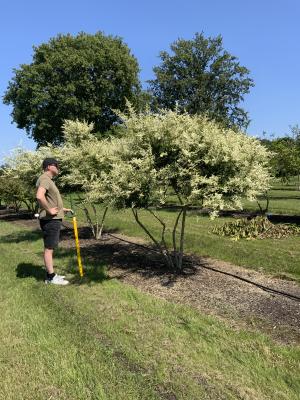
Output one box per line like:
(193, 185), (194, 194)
(2, 210), (300, 344)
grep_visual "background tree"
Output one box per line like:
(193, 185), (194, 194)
(148, 32), (254, 129)
(0, 173), (34, 213)
(269, 138), (298, 182)
(0, 166), (4, 207)
(3, 146), (57, 214)
(290, 124), (300, 189)
(3, 32), (141, 145)
(261, 125), (300, 187)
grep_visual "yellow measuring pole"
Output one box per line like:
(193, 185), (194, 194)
(72, 216), (84, 277)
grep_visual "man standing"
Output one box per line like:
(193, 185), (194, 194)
(36, 158), (71, 285)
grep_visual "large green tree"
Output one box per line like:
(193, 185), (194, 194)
(3, 32), (141, 145)
(148, 33), (254, 129)
(262, 125), (300, 186)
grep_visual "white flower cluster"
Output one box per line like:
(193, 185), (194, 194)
(3, 109), (271, 217)
(93, 108), (272, 212)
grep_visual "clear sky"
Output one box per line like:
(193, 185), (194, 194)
(1, 0), (299, 162)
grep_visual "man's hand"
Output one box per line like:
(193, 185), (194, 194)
(63, 208), (74, 214)
(48, 207), (59, 216)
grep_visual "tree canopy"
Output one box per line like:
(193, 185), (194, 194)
(3, 32), (141, 145)
(148, 32), (254, 129)
(100, 107), (270, 210)
(261, 125), (300, 185)
(79, 107), (271, 268)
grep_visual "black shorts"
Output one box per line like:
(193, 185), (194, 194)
(40, 219), (62, 249)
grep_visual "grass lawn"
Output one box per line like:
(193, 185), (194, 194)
(243, 190), (300, 216)
(0, 220), (300, 399)
(242, 177), (300, 215)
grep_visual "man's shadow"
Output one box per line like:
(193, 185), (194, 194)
(16, 263), (45, 281)
(15, 260), (108, 284)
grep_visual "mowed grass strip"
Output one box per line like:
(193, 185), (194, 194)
(243, 177), (300, 215)
(243, 189), (300, 216)
(0, 220), (299, 400)
(0, 223), (162, 400)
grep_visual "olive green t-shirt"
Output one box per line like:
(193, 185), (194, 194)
(36, 172), (64, 220)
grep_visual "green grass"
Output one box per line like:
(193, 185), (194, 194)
(0, 220), (300, 399)
(243, 189), (300, 215)
(242, 177), (300, 215)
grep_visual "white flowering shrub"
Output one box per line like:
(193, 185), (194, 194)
(96, 107), (271, 269)
(3, 146), (58, 213)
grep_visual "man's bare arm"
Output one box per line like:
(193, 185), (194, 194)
(36, 186), (58, 216)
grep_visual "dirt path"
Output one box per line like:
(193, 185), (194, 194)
(2, 212), (300, 344)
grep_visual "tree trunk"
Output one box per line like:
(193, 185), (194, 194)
(82, 206), (95, 238)
(177, 206), (187, 271)
(172, 208), (183, 267)
(96, 206), (108, 239)
(131, 207), (174, 269)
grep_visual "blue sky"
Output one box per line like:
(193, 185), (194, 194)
(1, 0), (299, 162)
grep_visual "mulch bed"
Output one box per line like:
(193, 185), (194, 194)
(1, 210), (300, 344)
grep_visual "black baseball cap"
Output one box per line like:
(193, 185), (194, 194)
(42, 158), (59, 170)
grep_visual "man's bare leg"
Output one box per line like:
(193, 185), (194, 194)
(44, 248), (54, 274)
(43, 249), (68, 285)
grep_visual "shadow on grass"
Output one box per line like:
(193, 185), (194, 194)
(58, 226), (200, 287)
(15, 256), (109, 285)
(268, 214), (300, 225)
(60, 225), (185, 285)
(265, 195), (300, 200)
(193, 209), (300, 225)
(272, 187), (300, 191)
(0, 210), (33, 220)
(0, 229), (42, 244)
(16, 263), (45, 281)
(54, 246), (110, 284)
(60, 224), (120, 240)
